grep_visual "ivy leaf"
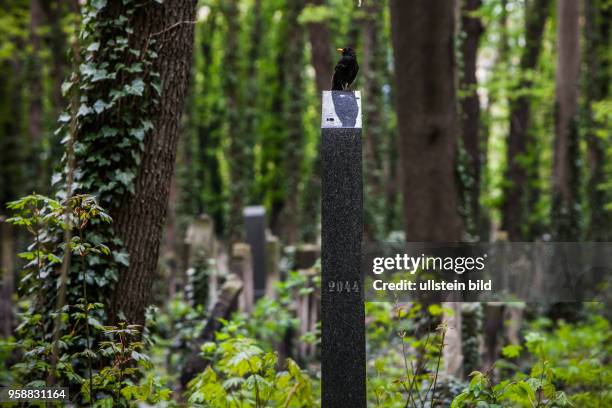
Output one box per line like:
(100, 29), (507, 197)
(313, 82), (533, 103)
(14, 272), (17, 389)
(87, 42), (100, 52)
(125, 78), (145, 96)
(115, 169), (135, 187)
(91, 0), (107, 10)
(93, 99), (107, 114)
(77, 104), (92, 117)
(113, 251), (129, 267)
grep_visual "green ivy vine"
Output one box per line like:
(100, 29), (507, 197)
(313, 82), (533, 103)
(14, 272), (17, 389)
(10, 0), (164, 384)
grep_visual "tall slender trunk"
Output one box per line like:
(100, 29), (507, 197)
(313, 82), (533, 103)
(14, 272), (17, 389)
(109, 0), (197, 325)
(279, 0), (306, 245)
(223, 0), (244, 245)
(28, 0), (44, 187)
(502, 0), (551, 241)
(459, 0), (483, 236)
(301, 0), (332, 243)
(362, 0), (388, 241)
(0, 221), (14, 337)
(584, 0), (611, 241)
(552, 0), (581, 241)
(390, 0), (463, 242)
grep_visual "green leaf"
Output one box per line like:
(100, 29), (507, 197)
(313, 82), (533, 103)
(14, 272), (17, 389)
(125, 78), (145, 96)
(501, 344), (522, 359)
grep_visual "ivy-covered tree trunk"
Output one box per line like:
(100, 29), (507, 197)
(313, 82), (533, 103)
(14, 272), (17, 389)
(108, 1), (196, 325)
(43, 0), (73, 180)
(278, 0), (306, 245)
(300, 0), (332, 243)
(390, 0), (463, 242)
(0, 54), (25, 338)
(459, 0), (483, 237)
(502, 0), (551, 241)
(362, 0), (389, 241)
(584, 0), (611, 241)
(27, 0), (44, 188)
(223, 0), (246, 245)
(551, 0), (581, 241)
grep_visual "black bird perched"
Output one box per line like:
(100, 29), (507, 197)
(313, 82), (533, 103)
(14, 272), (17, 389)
(331, 47), (359, 91)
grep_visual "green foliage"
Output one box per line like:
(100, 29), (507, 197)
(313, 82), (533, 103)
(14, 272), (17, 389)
(85, 323), (172, 407)
(452, 308), (612, 407)
(188, 336), (318, 407)
(367, 302), (455, 407)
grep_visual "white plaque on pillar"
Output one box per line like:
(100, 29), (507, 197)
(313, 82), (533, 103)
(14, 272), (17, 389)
(321, 91), (362, 129)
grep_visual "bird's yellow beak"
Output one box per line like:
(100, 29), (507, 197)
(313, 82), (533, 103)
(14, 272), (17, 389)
(336, 48), (344, 53)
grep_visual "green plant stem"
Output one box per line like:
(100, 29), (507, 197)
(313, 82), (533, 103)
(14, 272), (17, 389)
(427, 328), (445, 408)
(52, 9), (81, 382)
(81, 228), (94, 405)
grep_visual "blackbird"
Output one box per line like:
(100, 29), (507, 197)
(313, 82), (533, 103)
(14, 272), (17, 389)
(331, 47), (359, 91)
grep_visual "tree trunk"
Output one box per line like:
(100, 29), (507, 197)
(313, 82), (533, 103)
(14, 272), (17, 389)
(362, 0), (388, 240)
(27, 0), (44, 187)
(391, 0), (464, 378)
(584, 0), (611, 241)
(279, 0), (306, 245)
(552, 0), (581, 241)
(42, 1), (73, 181)
(223, 0), (245, 245)
(390, 0), (463, 242)
(459, 0), (483, 236)
(110, 1), (196, 325)
(306, 0), (333, 93)
(301, 0), (332, 243)
(0, 220), (14, 337)
(502, 0), (551, 241)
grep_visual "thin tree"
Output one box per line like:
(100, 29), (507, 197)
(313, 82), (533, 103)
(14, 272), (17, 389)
(390, 0), (463, 242)
(502, 0), (551, 241)
(223, 0), (245, 246)
(301, 0), (333, 243)
(279, 0), (306, 245)
(390, 0), (464, 379)
(552, 0), (581, 241)
(584, 0), (611, 241)
(459, 0), (484, 236)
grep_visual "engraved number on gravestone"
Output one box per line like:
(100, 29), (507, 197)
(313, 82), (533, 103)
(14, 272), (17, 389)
(328, 280), (360, 293)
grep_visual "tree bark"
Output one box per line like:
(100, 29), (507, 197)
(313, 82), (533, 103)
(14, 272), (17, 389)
(0, 220), (14, 337)
(110, 0), (197, 325)
(459, 0), (483, 236)
(306, 0), (333, 93)
(223, 0), (245, 246)
(390, 0), (463, 242)
(552, 0), (581, 241)
(279, 0), (306, 245)
(27, 0), (44, 187)
(301, 0), (332, 243)
(502, 0), (551, 241)
(584, 0), (611, 241)
(362, 0), (388, 240)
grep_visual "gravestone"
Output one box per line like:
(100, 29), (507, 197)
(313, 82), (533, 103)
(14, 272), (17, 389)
(243, 206), (267, 299)
(184, 214), (218, 307)
(265, 231), (280, 297)
(231, 243), (254, 313)
(320, 90), (365, 407)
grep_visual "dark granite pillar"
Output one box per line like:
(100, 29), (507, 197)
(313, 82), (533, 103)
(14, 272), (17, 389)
(321, 90), (365, 407)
